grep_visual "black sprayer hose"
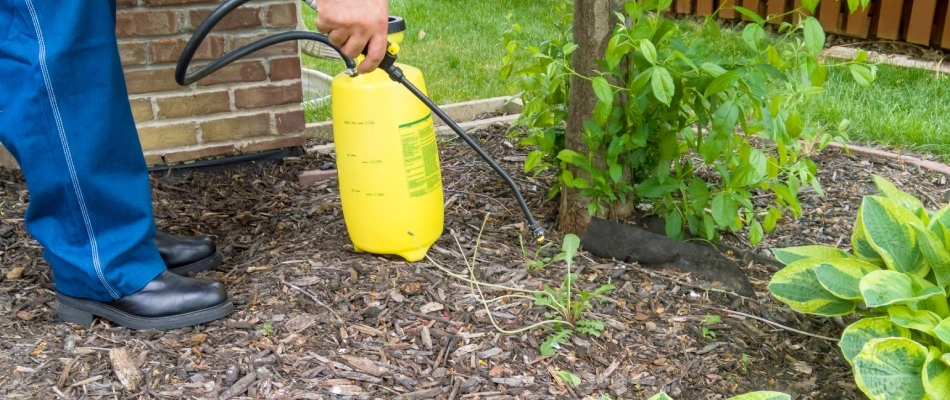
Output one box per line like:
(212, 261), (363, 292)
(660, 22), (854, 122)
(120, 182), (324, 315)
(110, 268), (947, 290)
(175, 0), (545, 240)
(383, 67), (544, 239)
(176, 0), (357, 85)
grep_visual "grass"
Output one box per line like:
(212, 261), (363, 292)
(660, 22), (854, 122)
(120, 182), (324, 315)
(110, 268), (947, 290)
(299, 0), (556, 122)
(297, 4), (950, 161)
(677, 17), (950, 160)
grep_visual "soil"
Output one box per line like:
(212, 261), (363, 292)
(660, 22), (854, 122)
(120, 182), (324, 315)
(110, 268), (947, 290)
(0, 123), (947, 400)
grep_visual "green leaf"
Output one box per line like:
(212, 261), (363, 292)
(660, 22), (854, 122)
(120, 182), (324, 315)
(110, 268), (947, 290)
(666, 212), (683, 239)
(852, 210), (885, 265)
(727, 392), (791, 400)
(592, 77), (613, 107)
(888, 305), (942, 335)
(860, 270), (943, 309)
(764, 206), (782, 233)
(749, 219), (764, 245)
(609, 163), (622, 182)
(860, 196), (925, 276)
(933, 318), (950, 345)
(801, 0), (819, 14)
(811, 64), (828, 87)
(785, 112), (804, 139)
(910, 224), (950, 288)
(732, 6), (766, 25)
(853, 338), (927, 400)
(813, 258), (881, 300)
(771, 245), (852, 265)
(849, 64), (875, 87)
(562, 234), (580, 264)
(741, 23), (767, 52)
(640, 40), (658, 65)
(651, 67), (675, 106)
(924, 347), (950, 400)
(711, 193), (738, 230)
(839, 317), (912, 365)
(647, 393), (674, 400)
(872, 175), (926, 217)
(768, 261), (857, 316)
(700, 62), (727, 77)
(802, 17), (825, 56)
(705, 71), (740, 97)
(555, 370), (581, 387)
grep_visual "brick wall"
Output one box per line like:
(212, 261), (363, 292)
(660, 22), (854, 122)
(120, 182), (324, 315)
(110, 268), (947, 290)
(0, 0), (307, 170)
(120, 0), (307, 166)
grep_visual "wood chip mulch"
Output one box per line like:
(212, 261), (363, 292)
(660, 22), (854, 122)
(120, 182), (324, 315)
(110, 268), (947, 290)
(1, 122), (947, 399)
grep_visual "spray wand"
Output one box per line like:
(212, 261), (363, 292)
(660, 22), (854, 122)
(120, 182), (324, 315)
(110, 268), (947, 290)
(176, 0), (545, 241)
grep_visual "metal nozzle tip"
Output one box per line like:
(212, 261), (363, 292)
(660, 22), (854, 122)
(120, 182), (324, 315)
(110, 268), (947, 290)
(344, 68), (359, 77)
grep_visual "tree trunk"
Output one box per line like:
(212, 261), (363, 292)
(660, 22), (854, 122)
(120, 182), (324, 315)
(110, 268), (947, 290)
(558, 0), (625, 234)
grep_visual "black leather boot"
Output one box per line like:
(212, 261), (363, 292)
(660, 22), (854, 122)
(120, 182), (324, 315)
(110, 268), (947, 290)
(56, 271), (233, 330)
(154, 231), (223, 275)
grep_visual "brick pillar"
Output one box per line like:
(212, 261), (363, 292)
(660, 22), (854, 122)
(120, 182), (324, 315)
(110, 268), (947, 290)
(1, 0), (307, 169)
(2, 0), (307, 172)
(120, 0), (307, 166)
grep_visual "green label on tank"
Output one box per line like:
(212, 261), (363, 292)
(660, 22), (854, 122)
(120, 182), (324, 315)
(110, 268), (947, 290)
(400, 114), (439, 198)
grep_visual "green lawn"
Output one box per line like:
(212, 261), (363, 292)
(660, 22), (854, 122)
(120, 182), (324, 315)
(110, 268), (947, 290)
(299, 4), (950, 160)
(300, 0), (556, 122)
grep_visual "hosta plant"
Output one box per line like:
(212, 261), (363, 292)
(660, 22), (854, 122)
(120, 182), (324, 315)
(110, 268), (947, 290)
(768, 175), (950, 400)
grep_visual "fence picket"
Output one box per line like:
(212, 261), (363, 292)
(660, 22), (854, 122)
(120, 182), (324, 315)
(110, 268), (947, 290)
(906, 0), (937, 45)
(942, 6), (950, 48)
(818, 0), (843, 33)
(875, 0), (904, 40)
(696, 0), (715, 15)
(844, 4), (871, 38)
(720, 0), (738, 18)
(766, 0), (788, 24)
(676, 0), (693, 14)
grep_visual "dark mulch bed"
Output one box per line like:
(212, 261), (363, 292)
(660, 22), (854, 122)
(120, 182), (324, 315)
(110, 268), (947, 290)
(0, 123), (946, 399)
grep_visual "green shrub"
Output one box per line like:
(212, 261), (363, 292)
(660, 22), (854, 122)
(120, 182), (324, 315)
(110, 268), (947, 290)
(769, 176), (950, 399)
(503, 0), (875, 244)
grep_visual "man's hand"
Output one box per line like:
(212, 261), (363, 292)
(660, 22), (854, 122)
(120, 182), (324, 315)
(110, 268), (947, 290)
(315, 0), (389, 73)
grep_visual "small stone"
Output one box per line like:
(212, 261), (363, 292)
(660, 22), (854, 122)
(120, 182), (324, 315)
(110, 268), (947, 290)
(224, 365), (241, 385)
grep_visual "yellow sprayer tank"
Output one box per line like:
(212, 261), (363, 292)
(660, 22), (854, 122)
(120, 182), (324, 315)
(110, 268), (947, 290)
(331, 60), (443, 262)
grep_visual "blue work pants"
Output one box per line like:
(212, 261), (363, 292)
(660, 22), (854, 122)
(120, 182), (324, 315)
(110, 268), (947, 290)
(0, 0), (165, 301)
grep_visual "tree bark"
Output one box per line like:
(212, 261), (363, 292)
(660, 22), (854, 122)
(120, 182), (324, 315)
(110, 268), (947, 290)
(559, 0), (624, 234)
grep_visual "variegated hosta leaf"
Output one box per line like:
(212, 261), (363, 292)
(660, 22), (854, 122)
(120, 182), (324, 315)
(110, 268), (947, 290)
(860, 196), (926, 276)
(771, 245), (851, 266)
(839, 317), (912, 364)
(859, 270), (943, 309)
(887, 305), (942, 336)
(928, 205), (950, 241)
(812, 258), (881, 300)
(872, 175), (927, 224)
(911, 223), (950, 288)
(727, 392), (791, 400)
(932, 318), (950, 345)
(924, 347), (950, 400)
(852, 208), (885, 266)
(853, 337), (927, 400)
(768, 261), (857, 316)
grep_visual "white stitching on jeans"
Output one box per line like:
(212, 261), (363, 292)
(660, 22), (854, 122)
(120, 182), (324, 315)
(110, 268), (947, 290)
(23, 0), (119, 299)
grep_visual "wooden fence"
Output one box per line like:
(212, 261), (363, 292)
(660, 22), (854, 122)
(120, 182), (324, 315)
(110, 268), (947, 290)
(669, 0), (950, 49)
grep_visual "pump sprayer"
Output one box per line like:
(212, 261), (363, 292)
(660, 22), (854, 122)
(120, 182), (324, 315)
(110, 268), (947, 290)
(176, 0), (545, 260)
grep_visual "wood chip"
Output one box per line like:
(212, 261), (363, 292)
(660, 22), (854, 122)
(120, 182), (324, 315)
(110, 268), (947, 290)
(352, 324), (385, 336)
(340, 354), (390, 376)
(109, 348), (143, 392)
(218, 372), (257, 400)
(6, 266), (24, 280)
(419, 302), (444, 313)
(420, 325), (433, 350)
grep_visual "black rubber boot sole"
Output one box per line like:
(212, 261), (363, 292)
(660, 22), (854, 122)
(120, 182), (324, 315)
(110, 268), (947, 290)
(56, 293), (234, 330)
(167, 251), (223, 275)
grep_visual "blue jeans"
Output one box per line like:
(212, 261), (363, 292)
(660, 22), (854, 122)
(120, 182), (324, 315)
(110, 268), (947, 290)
(0, 0), (165, 301)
